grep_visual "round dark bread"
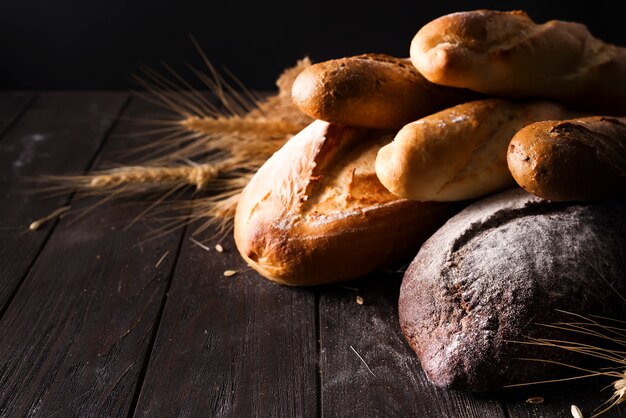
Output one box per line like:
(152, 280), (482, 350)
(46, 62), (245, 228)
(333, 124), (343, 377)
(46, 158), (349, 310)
(399, 188), (626, 391)
(507, 116), (626, 201)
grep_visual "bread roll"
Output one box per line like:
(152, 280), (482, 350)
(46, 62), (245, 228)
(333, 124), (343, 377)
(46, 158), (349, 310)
(375, 99), (572, 202)
(508, 116), (626, 201)
(399, 189), (626, 391)
(291, 54), (476, 129)
(234, 120), (459, 285)
(410, 10), (626, 113)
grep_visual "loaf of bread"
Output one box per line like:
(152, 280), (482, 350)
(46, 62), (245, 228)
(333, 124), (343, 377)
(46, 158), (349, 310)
(291, 54), (476, 129)
(508, 116), (626, 201)
(234, 120), (459, 285)
(375, 99), (572, 201)
(410, 10), (626, 113)
(399, 189), (626, 391)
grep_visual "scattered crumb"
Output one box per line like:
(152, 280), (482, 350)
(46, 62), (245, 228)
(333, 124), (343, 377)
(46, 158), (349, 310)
(356, 295), (364, 305)
(189, 237), (210, 251)
(571, 405), (583, 418)
(155, 250), (170, 268)
(223, 270), (237, 277)
(526, 397), (544, 404)
(215, 244), (224, 253)
(350, 345), (376, 376)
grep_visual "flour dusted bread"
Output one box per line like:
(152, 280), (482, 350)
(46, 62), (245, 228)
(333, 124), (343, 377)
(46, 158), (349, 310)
(508, 116), (626, 201)
(375, 99), (572, 202)
(410, 10), (626, 113)
(399, 189), (626, 391)
(234, 120), (458, 285)
(291, 54), (476, 129)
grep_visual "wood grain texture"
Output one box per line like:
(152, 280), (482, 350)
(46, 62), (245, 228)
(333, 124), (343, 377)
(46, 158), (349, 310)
(319, 271), (626, 418)
(0, 92), (35, 138)
(132, 231), (319, 418)
(0, 92), (128, 312)
(319, 273), (506, 418)
(0, 92), (624, 418)
(0, 97), (188, 417)
(503, 378), (626, 418)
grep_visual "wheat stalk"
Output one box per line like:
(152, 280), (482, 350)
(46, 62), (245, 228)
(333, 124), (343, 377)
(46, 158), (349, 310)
(507, 313), (626, 417)
(506, 247), (626, 417)
(181, 115), (304, 139)
(86, 163), (221, 190)
(38, 46), (312, 235)
(129, 54), (312, 167)
(125, 55), (311, 230)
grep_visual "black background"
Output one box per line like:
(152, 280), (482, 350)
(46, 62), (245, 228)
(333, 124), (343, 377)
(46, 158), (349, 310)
(2, 0), (625, 90)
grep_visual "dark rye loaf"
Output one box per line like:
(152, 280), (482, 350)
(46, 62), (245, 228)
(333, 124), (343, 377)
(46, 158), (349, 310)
(399, 189), (626, 391)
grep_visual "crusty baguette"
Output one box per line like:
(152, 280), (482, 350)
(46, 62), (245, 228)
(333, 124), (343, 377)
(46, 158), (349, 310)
(291, 54), (476, 129)
(375, 99), (572, 202)
(508, 116), (626, 201)
(234, 120), (459, 285)
(410, 10), (626, 113)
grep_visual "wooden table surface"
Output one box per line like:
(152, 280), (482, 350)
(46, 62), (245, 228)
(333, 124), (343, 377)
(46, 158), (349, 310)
(0, 91), (623, 418)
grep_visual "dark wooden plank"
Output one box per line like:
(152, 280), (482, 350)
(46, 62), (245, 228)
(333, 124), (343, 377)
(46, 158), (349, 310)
(319, 274), (506, 417)
(0, 92), (35, 137)
(132, 231), (319, 417)
(0, 96), (189, 417)
(503, 373), (626, 417)
(0, 92), (128, 311)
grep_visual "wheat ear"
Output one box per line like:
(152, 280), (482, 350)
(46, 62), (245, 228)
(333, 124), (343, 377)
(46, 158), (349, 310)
(90, 163), (221, 190)
(181, 115), (304, 139)
(41, 43), (312, 236)
(43, 163), (224, 194)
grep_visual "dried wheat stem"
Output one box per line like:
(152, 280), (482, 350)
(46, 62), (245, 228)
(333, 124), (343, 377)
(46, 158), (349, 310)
(189, 192), (241, 238)
(349, 345), (376, 377)
(181, 115), (304, 138)
(155, 250), (170, 268)
(29, 206), (71, 231)
(189, 236), (211, 251)
(594, 371), (626, 417)
(89, 163), (221, 190)
(211, 193), (240, 219)
(613, 372), (626, 403)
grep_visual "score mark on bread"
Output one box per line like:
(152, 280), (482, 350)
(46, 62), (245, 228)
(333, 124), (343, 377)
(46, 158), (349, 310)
(234, 120), (458, 285)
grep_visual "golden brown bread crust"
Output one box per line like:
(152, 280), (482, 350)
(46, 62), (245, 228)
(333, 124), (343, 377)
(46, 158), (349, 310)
(411, 10), (626, 113)
(291, 54), (476, 129)
(234, 120), (459, 285)
(508, 116), (626, 201)
(375, 99), (573, 202)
